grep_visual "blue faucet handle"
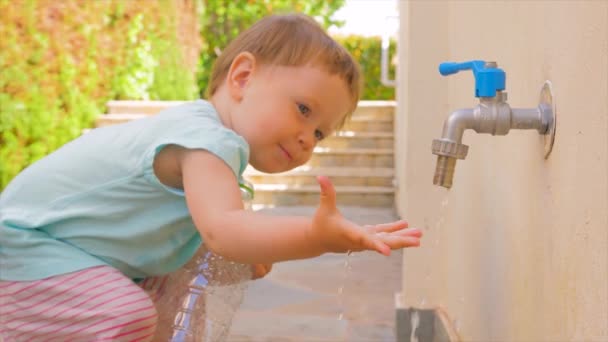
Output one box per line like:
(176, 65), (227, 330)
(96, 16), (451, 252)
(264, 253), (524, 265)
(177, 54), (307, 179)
(439, 60), (484, 76)
(438, 60), (506, 98)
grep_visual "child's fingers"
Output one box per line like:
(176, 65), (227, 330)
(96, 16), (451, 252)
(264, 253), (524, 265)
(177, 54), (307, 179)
(316, 175), (338, 215)
(376, 233), (421, 248)
(365, 220), (409, 234)
(372, 238), (391, 256)
(388, 228), (423, 238)
(355, 229), (391, 256)
(341, 220), (390, 256)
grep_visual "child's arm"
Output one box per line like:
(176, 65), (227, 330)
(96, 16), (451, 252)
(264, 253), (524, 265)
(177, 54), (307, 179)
(179, 148), (421, 264)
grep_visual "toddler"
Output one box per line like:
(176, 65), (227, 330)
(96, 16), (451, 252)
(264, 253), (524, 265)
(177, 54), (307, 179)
(0, 13), (422, 341)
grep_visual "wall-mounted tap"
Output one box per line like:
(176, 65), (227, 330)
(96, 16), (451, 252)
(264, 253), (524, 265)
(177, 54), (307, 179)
(432, 60), (556, 189)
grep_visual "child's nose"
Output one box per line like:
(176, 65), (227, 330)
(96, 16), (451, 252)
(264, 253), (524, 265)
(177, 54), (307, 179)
(298, 131), (315, 151)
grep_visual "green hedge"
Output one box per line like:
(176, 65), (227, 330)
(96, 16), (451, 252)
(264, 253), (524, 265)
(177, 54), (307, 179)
(0, 0), (200, 189)
(194, 1), (396, 101)
(196, 0), (345, 97)
(0, 1), (396, 190)
(334, 35), (397, 100)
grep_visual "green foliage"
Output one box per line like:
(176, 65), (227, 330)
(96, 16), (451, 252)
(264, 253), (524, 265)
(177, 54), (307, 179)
(334, 35), (397, 100)
(195, 1), (393, 100)
(1, 0), (394, 191)
(112, 14), (158, 100)
(197, 0), (345, 96)
(0, 0), (200, 189)
(149, 37), (199, 100)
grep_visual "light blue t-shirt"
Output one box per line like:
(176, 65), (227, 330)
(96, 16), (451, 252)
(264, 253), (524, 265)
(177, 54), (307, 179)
(0, 100), (249, 281)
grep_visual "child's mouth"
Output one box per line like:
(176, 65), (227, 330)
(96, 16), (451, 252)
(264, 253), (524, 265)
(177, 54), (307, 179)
(280, 145), (292, 161)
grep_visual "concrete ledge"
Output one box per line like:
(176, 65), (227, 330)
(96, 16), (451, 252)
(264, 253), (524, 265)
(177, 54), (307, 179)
(357, 100), (397, 106)
(395, 293), (460, 342)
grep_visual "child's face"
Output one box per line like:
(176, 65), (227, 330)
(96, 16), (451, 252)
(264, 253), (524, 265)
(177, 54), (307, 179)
(231, 63), (352, 173)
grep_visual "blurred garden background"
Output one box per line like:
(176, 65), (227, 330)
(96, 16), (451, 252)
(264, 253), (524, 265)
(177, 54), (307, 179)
(0, 0), (396, 189)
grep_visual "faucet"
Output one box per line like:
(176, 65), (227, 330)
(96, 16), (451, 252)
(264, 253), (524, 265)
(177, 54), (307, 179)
(432, 60), (555, 188)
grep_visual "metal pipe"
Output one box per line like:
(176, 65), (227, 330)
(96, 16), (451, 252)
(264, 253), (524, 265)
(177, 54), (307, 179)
(511, 107), (549, 133)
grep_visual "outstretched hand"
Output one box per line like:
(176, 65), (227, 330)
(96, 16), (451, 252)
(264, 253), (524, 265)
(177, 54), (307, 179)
(311, 176), (422, 256)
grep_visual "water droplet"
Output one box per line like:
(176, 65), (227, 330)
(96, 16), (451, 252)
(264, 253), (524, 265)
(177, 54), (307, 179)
(419, 297), (427, 307)
(453, 318), (461, 332)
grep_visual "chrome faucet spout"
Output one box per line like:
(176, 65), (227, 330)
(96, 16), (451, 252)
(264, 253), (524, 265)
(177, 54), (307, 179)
(432, 108), (474, 188)
(441, 108), (476, 144)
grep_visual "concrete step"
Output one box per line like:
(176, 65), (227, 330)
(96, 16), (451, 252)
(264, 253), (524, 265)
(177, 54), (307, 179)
(308, 147), (393, 168)
(250, 184), (395, 207)
(97, 113), (394, 133)
(341, 116), (393, 133)
(95, 114), (393, 149)
(93, 115), (397, 168)
(346, 101), (395, 121)
(96, 113), (146, 127)
(107, 100), (187, 115)
(105, 100), (396, 121)
(318, 131), (393, 149)
(244, 166), (394, 187)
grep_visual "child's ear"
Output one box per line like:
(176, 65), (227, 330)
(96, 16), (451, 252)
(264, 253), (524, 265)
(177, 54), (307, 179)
(227, 52), (256, 101)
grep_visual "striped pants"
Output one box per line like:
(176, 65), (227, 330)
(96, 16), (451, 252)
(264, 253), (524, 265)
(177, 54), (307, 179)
(0, 266), (168, 342)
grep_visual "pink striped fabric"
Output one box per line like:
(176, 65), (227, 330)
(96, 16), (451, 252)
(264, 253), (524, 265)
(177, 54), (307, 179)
(0, 266), (165, 342)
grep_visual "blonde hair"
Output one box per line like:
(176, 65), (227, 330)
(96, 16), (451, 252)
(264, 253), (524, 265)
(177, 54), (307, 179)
(206, 13), (361, 121)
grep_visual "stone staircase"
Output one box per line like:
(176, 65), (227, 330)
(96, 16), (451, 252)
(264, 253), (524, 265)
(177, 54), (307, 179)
(97, 100), (396, 207)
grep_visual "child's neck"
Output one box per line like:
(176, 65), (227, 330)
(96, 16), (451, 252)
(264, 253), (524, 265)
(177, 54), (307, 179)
(209, 91), (234, 131)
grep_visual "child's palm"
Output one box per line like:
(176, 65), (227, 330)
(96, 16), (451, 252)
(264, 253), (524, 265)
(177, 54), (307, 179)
(312, 176), (421, 256)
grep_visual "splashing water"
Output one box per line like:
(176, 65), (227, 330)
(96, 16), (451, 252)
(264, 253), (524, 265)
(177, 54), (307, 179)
(418, 195), (450, 303)
(436, 195), (450, 230)
(337, 282), (345, 321)
(148, 181), (255, 341)
(337, 250), (353, 320)
(410, 310), (420, 342)
(414, 193), (450, 331)
(154, 245), (252, 342)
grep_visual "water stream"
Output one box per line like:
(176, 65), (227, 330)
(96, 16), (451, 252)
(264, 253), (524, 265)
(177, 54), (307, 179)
(411, 191), (451, 336)
(337, 250), (353, 320)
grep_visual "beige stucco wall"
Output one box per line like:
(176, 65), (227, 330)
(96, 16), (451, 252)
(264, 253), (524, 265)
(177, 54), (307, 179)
(396, 1), (607, 341)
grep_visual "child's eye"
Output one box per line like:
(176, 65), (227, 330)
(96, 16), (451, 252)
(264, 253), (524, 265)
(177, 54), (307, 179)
(314, 129), (325, 141)
(298, 103), (310, 116)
